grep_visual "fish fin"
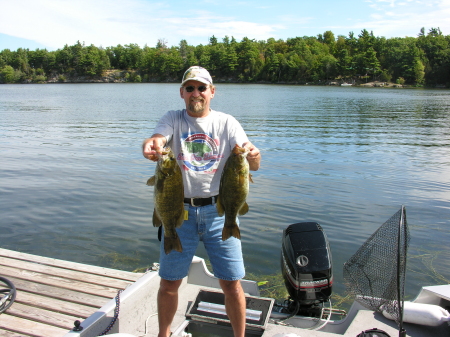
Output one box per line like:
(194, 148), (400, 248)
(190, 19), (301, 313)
(146, 176), (156, 186)
(152, 209), (162, 227)
(216, 196), (225, 216)
(222, 224), (241, 241)
(164, 234), (183, 254)
(238, 202), (249, 216)
(249, 173), (254, 183)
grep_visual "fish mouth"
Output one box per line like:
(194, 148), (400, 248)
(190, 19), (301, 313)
(157, 148), (172, 161)
(232, 145), (249, 157)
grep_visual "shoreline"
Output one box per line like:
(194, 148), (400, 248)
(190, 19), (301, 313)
(4, 81), (442, 89)
(1, 70), (446, 88)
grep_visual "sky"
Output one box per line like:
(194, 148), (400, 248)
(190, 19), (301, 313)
(1, 0), (449, 51)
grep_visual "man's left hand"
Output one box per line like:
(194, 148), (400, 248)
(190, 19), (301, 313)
(243, 142), (261, 171)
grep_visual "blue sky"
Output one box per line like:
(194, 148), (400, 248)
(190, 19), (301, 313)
(1, 0), (449, 51)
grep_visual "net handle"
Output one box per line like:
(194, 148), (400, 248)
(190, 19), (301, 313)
(397, 205), (406, 337)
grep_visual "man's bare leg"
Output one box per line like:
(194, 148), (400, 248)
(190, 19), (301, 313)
(219, 279), (246, 337)
(158, 278), (183, 337)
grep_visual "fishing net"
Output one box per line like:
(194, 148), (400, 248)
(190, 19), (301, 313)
(343, 206), (410, 329)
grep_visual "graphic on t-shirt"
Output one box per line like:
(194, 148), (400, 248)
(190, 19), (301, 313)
(178, 133), (223, 172)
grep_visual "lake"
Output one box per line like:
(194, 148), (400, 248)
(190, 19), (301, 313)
(1, 83), (449, 305)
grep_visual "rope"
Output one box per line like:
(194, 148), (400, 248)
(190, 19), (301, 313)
(99, 289), (123, 335)
(0, 277), (16, 314)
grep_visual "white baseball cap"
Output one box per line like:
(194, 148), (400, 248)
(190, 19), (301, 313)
(181, 66), (213, 86)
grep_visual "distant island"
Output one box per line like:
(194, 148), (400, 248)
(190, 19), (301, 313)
(1, 28), (448, 87)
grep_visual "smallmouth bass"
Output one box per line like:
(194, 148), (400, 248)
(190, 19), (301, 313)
(216, 144), (253, 241)
(147, 147), (185, 254)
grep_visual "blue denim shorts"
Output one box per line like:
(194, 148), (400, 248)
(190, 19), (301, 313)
(158, 204), (245, 281)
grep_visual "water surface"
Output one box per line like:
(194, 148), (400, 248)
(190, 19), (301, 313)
(1, 83), (449, 303)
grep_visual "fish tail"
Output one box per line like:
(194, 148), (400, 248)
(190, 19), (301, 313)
(164, 235), (183, 254)
(222, 223), (241, 241)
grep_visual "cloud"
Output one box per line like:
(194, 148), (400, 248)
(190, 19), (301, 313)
(0, 0), (160, 49)
(211, 21), (283, 39)
(0, 0), (284, 49)
(1, 0), (449, 51)
(354, 0), (450, 37)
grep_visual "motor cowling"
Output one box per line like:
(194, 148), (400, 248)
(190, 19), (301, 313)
(281, 222), (333, 308)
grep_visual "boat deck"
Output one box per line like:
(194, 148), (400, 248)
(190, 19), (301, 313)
(0, 248), (143, 337)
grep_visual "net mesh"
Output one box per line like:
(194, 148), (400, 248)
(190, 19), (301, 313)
(343, 206), (410, 327)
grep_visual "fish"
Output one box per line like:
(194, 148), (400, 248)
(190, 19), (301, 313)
(216, 144), (253, 241)
(146, 147), (185, 254)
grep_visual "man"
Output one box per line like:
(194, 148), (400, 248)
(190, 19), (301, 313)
(142, 66), (261, 337)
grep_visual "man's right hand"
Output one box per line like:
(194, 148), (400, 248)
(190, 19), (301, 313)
(142, 134), (166, 162)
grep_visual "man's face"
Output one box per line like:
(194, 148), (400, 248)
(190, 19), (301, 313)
(180, 80), (215, 117)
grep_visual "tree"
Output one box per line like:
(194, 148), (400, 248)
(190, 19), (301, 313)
(123, 44), (143, 69)
(1, 28), (449, 85)
(236, 37), (260, 80)
(385, 37), (425, 83)
(55, 45), (74, 73)
(11, 48), (29, 73)
(379, 69), (392, 83)
(0, 65), (16, 83)
(413, 58), (425, 84)
(0, 49), (14, 67)
(209, 36), (218, 46)
(418, 27), (425, 37)
(364, 47), (381, 79)
(319, 54), (338, 80)
(156, 38), (168, 49)
(262, 47), (280, 82)
(287, 37), (317, 81)
(336, 48), (352, 77)
(417, 28), (449, 85)
(221, 39), (238, 76)
(70, 41), (84, 72)
(358, 29), (375, 52)
(179, 40), (189, 60)
(28, 49), (48, 71)
(73, 44), (111, 76)
(428, 27), (442, 37)
(346, 31), (358, 56)
(323, 31), (336, 54)
(140, 46), (157, 76)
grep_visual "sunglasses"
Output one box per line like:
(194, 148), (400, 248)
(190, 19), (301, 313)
(185, 85), (208, 93)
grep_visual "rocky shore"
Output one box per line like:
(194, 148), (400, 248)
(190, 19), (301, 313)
(45, 70), (173, 83)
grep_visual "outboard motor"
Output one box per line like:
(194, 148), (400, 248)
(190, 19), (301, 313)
(281, 222), (333, 317)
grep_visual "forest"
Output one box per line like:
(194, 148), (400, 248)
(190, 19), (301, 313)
(0, 27), (449, 86)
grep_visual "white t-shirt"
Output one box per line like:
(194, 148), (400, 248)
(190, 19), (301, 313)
(153, 109), (249, 198)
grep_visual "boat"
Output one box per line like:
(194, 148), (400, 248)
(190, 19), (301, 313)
(59, 207), (450, 337)
(59, 256), (450, 337)
(340, 82), (353, 86)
